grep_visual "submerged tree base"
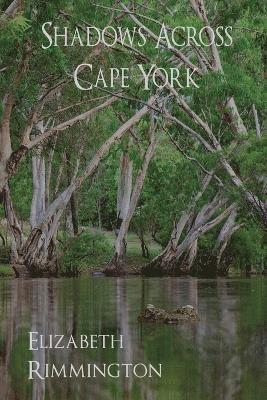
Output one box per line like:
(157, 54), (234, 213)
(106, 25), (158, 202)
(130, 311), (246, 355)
(141, 254), (185, 277)
(12, 264), (30, 278)
(11, 260), (58, 278)
(142, 250), (234, 278)
(103, 255), (126, 277)
(190, 252), (233, 278)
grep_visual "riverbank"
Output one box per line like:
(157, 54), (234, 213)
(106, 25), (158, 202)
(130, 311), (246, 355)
(1, 229), (265, 278)
(0, 264), (13, 277)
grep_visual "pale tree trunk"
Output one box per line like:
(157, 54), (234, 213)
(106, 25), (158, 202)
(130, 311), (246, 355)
(3, 0), (23, 18)
(66, 150), (79, 235)
(129, 1), (266, 224)
(176, 203), (236, 269)
(96, 198), (102, 229)
(30, 150), (46, 229)
(114, 147), (133, 255)
(142, 173), (214, 275)
(69, 195), (78, 235)
(184, 238), (199, 272)
(185, 203), (240, 277)
(213, 206), (243, 275)
(143, 188), (232, 276)
(0, 121), (12, 198)
(11, 126), (59, 277)
(180, 192), (229, 273)
(105, 124), (159, 275)
(164, 78), (267, 224)
(117, 151), (133, 222)
(2, 185), (23, 266)
(45, 136), (56, 207)
(144, 210), (193, 275)
(0, 42), (31, 194)
(252, 104), (261, 139)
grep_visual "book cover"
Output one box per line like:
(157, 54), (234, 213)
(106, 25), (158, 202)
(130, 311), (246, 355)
(0, 1), (266, 399)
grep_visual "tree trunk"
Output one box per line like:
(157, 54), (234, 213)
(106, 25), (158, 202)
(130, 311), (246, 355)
(117, 150), (133, 223)
(142, 210), (191, 276)
(0, 122), (12, 197)
(69, 194), (79, 235)
(142, 174), (214, 275)
(183, 239), (198, 273)
(105, 123), (158, 275)
(115, 149), (133, 258)
(213, 206), (242, 275)
(3, 0), (23, 18)
(2, 185), (23, 264)
(143, 191), (232, 276)
(66, 151), (79, 236)
(30, 150), (46, 229)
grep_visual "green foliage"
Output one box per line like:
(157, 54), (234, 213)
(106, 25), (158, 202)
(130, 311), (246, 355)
(229, 225), (267, 270)
(59, 231), (113, 273)
(2, 14), (30, 36)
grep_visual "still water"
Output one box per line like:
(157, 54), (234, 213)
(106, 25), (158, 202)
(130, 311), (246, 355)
(0, 277), (266, 400)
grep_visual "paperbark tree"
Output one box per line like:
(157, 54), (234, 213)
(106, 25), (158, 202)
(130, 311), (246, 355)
(142, 173), (213, 275)
(105, 116), (159, 275)
(10, 97), (156, 276)
(114, 145), (133, 255)
(212, 206), (243, 275)
(143, 196), (235, 276)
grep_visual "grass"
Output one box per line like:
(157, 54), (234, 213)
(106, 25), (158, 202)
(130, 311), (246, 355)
(102, 230), (161, 270)
(0, 264), (13, 277)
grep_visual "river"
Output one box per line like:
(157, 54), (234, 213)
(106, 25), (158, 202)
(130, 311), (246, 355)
(0, 276), (266, 400)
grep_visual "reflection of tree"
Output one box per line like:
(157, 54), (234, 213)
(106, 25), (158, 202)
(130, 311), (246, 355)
(0, 279), (22, 400)
(0, 278), (266, 400)
(116, 278), (156, 400)
(31, 281), (48, 400)
(116, 278), (133, 398)
(195, 280), (241, 400)
(218, 282), (241, 400)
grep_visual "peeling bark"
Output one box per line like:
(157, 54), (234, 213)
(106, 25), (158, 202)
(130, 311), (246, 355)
(30, 149), (46, 229)
(142, 174), (213, 275)
(2, 185), (23, 262)
(213, 206), (242, 275)
(252, 104), (261, 139)
(3, 0), (23, 18)
(105, 118), (158, 275)
(114, 148), (133, 257)
(143, 187), (231, 276)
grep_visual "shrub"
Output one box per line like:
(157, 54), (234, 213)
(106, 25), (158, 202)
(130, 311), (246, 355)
(59, 231), (113, 275)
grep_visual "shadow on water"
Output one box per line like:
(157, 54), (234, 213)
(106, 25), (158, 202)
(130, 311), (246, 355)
(0, 276), (266, 400)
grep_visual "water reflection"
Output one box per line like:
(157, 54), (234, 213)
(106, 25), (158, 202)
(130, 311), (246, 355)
(0, 277), (266, 400)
